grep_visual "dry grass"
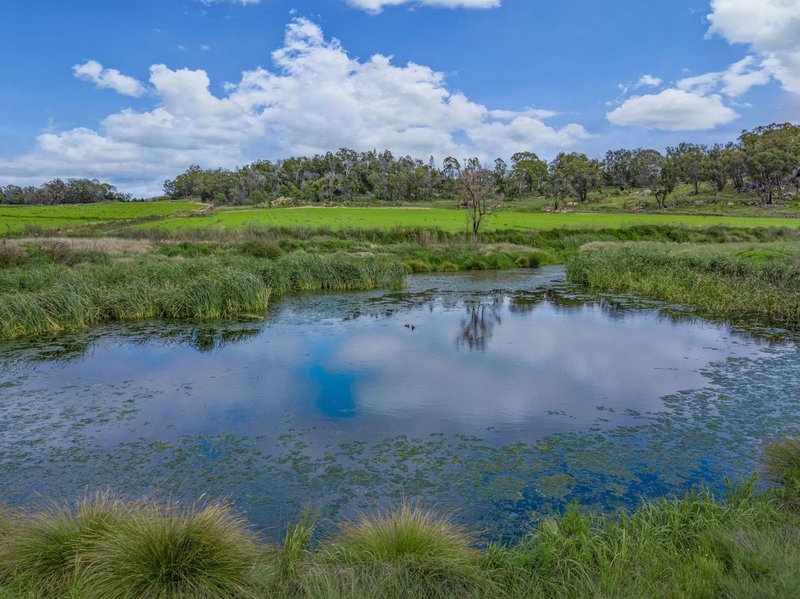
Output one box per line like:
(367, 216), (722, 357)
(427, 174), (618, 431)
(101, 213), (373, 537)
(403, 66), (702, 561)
(10, 237), (155, 255)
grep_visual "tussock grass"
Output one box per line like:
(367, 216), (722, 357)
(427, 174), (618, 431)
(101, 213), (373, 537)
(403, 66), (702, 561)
(0, 493), (133, 597)
(315, 503), (487, 598)
(78, 501), (262, 599)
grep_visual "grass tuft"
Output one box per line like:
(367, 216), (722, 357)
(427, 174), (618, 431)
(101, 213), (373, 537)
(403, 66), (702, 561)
(765, 438), (800, 494)
(79, 500), (262, 599)
(0, 493), (132, 597)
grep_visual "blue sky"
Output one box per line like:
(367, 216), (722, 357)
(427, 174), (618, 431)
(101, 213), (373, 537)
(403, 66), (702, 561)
(1, 0), (798, 195)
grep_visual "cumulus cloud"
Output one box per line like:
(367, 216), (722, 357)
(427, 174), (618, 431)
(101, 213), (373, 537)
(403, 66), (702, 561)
(707, 0), (800, 94)
(345, 0), (500, 12)
(72, 60), (146, 97)
(606, 89), (739, 131)
(2, 18), (588, 195)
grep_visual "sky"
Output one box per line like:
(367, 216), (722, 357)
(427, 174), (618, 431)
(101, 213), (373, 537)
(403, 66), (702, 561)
(0, 0), (798, 196)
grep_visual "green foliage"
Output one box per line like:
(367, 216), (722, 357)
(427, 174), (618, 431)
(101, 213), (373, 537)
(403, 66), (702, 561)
(278, 513), (317, 581)
(741, 123), (800, 205)
(239, 239), (283, 259)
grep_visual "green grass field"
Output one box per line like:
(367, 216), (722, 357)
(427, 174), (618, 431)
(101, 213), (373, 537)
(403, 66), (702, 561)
(0, 201), (203, 235)
(131, 207), (800, 234)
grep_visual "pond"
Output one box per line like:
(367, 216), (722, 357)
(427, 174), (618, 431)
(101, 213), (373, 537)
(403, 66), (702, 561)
(1, 267), (799, 541)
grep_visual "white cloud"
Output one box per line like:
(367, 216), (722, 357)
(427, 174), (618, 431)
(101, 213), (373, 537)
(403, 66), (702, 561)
(199, 0), (260, 5)
(617, 74), (663, 95)
(345, 0), (500, 12)
(607, 89), (739, 131)
(707, 0), (800, 94)
(677, 56), (771, 97)
(636, 74), (663, 88)
(197, 0), (500, 11)
(72, 60), (146, 97)
(2, 18), (588, 196)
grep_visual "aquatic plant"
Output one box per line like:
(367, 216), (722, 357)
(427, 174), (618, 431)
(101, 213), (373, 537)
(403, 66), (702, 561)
(567, 242), (800, 325)
(0, 253), (405, 339)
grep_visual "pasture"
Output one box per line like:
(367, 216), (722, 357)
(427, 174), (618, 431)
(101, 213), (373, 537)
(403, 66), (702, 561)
(0, 201), (203, 235)
(130, 206), (800, 234)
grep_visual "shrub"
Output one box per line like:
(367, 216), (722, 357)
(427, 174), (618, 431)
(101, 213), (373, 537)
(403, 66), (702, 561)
(405, 259), (433, 274)
(0, 244), (25, 267)
(239, 240), (283, 259)
(438, 261), (460, 273)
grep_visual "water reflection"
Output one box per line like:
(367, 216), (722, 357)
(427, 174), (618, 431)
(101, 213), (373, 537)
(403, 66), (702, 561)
(458, 301), (502, 352)
(0, 267), (798, 541)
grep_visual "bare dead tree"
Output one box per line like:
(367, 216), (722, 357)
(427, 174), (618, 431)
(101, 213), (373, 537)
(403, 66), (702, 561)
(458, 158), (501, 236)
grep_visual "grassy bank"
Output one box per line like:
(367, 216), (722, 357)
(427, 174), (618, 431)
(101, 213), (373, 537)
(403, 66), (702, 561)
(1, 439), (799, 598)
(0, 251), (404, 339)
(115, 221), (800, 268)
(567, 242), (800, 326)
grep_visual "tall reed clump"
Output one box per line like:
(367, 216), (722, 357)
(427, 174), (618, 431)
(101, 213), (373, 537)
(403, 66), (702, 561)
(252, 252), (405, 295)
(567, 243), (800, 325)
(0, 253), (405, 340)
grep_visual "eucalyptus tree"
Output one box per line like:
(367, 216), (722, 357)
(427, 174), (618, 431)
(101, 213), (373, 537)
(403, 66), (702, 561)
(550, 152), (603, 203)
(603, 148), (636, 190)
(509, 151), (547, 198)
(740, 123), (800, 204)
(667, 142), (707, 194)
(631, 149), (677, 209)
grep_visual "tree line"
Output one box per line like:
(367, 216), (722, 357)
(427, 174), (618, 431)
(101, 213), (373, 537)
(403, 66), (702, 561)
(164, 123), (799, 209)
(1, 123), (797, 207)
(0, 178), (132, 205)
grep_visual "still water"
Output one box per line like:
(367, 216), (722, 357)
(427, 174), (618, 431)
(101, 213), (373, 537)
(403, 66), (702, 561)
(1, 267), (799, 540)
